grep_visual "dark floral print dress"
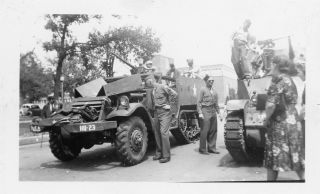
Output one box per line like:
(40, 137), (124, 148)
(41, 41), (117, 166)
(264, 73), (305, 172)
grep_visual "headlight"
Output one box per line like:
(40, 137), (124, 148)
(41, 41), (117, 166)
(119, 95), (129, 109)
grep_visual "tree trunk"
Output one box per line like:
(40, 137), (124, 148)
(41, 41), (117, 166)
(53, 23), (68, 100)
(104, 54), (115, 77)
(53, 58), (63, 100)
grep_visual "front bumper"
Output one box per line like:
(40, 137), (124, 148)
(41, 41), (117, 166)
(30, 120), (118, 134)
(62, 121), (117, 133)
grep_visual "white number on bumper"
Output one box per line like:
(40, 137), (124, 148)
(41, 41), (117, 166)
(79, 125), (96, 132)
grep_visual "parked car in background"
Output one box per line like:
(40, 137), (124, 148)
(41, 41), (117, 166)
(29, 104), (42, 117)
(19, 104), (41, 117)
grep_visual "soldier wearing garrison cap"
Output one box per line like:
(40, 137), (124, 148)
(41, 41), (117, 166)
(198, 76), (222, 154)
(145, 76), (177, 163)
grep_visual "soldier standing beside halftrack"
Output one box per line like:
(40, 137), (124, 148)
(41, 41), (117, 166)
(145, 76), (177, 163)
(231, 19), (253, 79)
(42, 96), (56, 118)
(198, 76), (222, 154)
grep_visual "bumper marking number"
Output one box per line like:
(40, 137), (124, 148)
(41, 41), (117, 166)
(79, 124), (96, 132)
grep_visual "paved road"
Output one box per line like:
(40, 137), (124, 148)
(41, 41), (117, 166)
(19, 120), (301, 182)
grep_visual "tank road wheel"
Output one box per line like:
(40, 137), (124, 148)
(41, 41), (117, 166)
(171, 111), (200, 144)
(49, 131), (81, 161)
(115, 116), (148, 166)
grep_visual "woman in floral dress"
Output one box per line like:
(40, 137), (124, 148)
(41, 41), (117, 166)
(264, 56), (305, 181)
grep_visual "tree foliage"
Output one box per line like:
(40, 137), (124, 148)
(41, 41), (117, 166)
(87, 26), (161, 76)
(42, 14), (161, 100)
(43, 14), (100, 99)
(20, 51), (54, 102)
(61, 57), (105, 97)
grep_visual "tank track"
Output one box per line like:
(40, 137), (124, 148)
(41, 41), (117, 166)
(224, 116), (249, 163)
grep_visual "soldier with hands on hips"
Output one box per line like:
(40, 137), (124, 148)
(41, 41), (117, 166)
(145, 76), (178, 163)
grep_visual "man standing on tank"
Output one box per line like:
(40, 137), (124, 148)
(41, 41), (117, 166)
(145, 76), (177, 163)
(198, 76), (222, 154)
(231, 19), (253, 79)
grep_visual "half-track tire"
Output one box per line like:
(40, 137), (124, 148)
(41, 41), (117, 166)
(115, 116), (148, 166)
(49, 131), (81, 161)
(171, 111), (200, 145)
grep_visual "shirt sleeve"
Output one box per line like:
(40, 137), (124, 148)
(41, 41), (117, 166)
(166, 70), (171, 77)
(198, 88), (204, 114)
(164, 85), (177, 105)
(214, 92), (220, 114)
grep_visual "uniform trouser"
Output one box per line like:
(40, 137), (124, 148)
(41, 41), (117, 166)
(154, 108), (172, 158)
(199, 107), (218, 152)
(231, 44), (251, 78)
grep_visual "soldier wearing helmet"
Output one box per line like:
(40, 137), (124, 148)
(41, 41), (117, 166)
(143, 60), (156, 73)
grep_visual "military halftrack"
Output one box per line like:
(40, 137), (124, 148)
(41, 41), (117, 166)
(30, 73), (204, 166)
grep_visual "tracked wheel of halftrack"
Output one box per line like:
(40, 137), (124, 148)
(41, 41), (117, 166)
(224, 115), (249, 163)
(170, 111), (200, 144)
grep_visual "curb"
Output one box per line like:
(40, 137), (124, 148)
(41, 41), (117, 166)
(19, 134), (49, 146)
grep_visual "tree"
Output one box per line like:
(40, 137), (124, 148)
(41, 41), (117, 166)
(43, 14), (100, 99)
(61, 57), (105, 97)
(20, 51), (54, 102)
(88, 26), (161, 77)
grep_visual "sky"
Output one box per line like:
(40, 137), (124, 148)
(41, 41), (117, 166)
(16, 0), (319, 76)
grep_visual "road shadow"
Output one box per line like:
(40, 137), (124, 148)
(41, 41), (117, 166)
(41, 143), (157, 172)
(41, 145), (121, 172)
(40, 134), (188, 172)
(218, 153), (263, 168)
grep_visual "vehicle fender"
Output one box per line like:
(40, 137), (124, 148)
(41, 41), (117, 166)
(226, 99), (248, 111)
(106, 103), (155, 131)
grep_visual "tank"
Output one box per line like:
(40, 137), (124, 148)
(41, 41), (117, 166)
(224, 38), (291, 163)
(224, 77), (271, 163)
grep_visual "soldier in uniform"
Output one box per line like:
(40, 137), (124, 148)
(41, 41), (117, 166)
(183, 59), (200, 78)
(198, 76), (222, 154)
(136, 62), (145, 74)
(42, 96), (56, 118)
(143, 60), (156, 74)
(145, 76), (178, 163)
(231, 19), (253, 79)
(166, 62), (181, 86)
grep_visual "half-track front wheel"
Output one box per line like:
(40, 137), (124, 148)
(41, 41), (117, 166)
(49, 131), (82, 161)
(115, 116), (148, 166)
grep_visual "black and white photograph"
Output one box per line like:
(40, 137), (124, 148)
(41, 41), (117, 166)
(1, 0), (320, 193)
